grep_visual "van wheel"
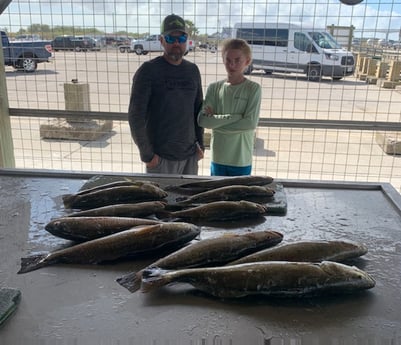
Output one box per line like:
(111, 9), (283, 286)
(135, 47), (143, 55)
(244, 65), (253, 75)
(307, 66), (322, 82)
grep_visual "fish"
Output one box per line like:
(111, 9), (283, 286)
(168, 200), (268, 221)
(65, 201), (166, 218)
(175, 185), (275, 204)
(62, 184), (168, 210)
(165, 175), (274, 194)
(18, 222), (201, 274)
(71, 179), (159, 197)
(141, 261), (376, 298)
(227, 240), (368, 265)
(116, 230), (283, 292)
(45, 216), (162, 242)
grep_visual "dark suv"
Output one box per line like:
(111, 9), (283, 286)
(52, 36), (96, 52)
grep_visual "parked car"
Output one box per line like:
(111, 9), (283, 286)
(378, 39), (393, 48)
(118, 34), (190, 55)
(1, 31), (52, 72)
(392, 41), (401, 50)
(52, 35), (97, 52)
(75, 36), (101, 51)
(13, 34), (42, 41)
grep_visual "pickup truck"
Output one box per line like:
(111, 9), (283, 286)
(1, 31), (53, 72)
(119, 34), (192, 55)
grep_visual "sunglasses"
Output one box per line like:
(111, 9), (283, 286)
(164, 34), (188, 44)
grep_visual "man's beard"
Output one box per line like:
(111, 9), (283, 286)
(167, 51), (184, 61)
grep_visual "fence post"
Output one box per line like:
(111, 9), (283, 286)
(0, 36), (15, 168)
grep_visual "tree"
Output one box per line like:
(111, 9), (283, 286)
(185, 20), (199, 38)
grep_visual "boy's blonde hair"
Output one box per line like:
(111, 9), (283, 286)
(221, 38), (252, 61)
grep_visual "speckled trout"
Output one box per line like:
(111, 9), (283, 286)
(63, 184), (167, 209)
(18, 222), (200, 274)
(228, 240), (368, 265)
(141, 261), (376, 298)
(116, 230), (283, 292)
(66, 201), (166, 218)
(165, 175), (274, 193)
(175, 185), (275, 205)
(169, 200), (268, 221)
(45, 216), (162, 241)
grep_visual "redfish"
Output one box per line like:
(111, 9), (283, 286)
(63, 184), (167, 209)
(169, 200), (267, 221)
(116, 230), (283, 292)
(18, 222), (200, 274)
(165, 175), (274, 193)
(175, 185), (275, 205)
(228, 240), (368, 265)
(66, 201), (166, 217)
(141, 261), (376, 298)
(45, 216), (161, 241)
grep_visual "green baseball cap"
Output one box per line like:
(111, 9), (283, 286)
(161, 14), (187, 35)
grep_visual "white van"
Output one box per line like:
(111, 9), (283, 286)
(233, 23), (355, 81)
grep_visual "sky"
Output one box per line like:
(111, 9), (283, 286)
(0, 0), (400, 40)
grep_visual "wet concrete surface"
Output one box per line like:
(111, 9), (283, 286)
(1, 171), (401, 344)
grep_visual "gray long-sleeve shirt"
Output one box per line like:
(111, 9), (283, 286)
(128, 56), (203, 163)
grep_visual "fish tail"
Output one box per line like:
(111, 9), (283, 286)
(116, 271), (142, 293)
(141, 267), (173, 293)
(62, 194), (75, 209)
(18, 253), (50, 274)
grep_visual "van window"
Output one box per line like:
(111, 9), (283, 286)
(294, 32), (318, 53)
(308, 31), (341, 49)
(236, 28), (288, 47)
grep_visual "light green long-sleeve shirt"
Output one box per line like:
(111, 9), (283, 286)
(198, 78), (261, 167)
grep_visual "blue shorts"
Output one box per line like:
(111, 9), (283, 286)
(211, 162), (252, 176)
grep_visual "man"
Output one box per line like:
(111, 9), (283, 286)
(128, 14), (204, 175)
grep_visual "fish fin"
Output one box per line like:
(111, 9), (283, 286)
(18, 253), (49, 274)
(116, 271), (142, 293)
(141, 267), (172, 293)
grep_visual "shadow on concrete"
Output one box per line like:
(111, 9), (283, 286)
(5, 69), (58, 77)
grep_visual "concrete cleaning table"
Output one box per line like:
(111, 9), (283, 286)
(1, 169), (401, 344)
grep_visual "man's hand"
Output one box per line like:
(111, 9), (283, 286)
(146, 154), (160, 169)
(196, 144), (204, 161)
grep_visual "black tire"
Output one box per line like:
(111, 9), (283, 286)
(18, 57), (37, 72)
(307, 65), (322, 82)
(119, 47), (127, 53)
(75, 46), (82, 52)
(134, 46), (143, 55)
(142, 51), (148, 55)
